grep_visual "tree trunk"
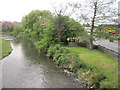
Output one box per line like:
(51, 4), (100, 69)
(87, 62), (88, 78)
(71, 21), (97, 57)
(89, 1), (97, 50)
(58, 32), (61, 43)
(89, 39), (93, 50)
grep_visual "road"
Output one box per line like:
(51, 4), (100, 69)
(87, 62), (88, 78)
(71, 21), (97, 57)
(93, 40), (120, 54)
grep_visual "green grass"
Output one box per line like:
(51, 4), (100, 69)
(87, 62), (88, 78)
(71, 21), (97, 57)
(66, 47), (118, 88)
(0, 39), (12, 59)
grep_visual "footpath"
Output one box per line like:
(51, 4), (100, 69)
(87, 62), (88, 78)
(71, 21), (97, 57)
(93, 40), (119, 54)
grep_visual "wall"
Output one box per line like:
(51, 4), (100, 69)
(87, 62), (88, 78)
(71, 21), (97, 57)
(97, 45), (119, 61)
(70, 42), (119, 61)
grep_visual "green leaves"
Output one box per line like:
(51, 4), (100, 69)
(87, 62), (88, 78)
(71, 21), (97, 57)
(47, 44), (80, 69)
(10, 24), (23, 37)
(96, 24), (118, 41)
(35, 23), (56, 51)
(21, 10), (53, 41)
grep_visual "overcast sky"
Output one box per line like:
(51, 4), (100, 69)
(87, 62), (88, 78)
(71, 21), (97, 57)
(0, 0), (119, 22)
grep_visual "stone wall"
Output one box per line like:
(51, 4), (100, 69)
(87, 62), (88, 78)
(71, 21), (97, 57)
(97, 45), (119, 61)
(69, 42), (119, 61)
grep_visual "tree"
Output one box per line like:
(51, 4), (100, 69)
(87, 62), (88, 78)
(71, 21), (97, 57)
(1, 21), (19, 33)
(53, 15), (68, 43)
(11, 24), (23, 37)
(74, 0), (118, 49)
(96, 24), (118, 42)
(63, 18), (85, 45)
(21, 10), (53, 41)
(36, 23), (56, 51)
(52, 3), (81, 44)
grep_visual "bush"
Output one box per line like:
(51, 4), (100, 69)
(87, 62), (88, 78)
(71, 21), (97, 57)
(47, 45), (80, 72)
(47, 44), (61, 57)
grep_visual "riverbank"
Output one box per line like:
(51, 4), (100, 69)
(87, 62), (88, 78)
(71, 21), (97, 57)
(2, 33), (118, 88)
(46, 44), (118, 88)
(1, 38), (85, 88)
(66, 47), (118, 88)
(0, 39), (12, 59)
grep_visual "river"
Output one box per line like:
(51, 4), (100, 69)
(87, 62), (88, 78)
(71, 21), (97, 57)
(0, 35), (85, 88)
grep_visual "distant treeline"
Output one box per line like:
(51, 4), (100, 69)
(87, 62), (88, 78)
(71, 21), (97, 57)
(0, 21), (21, 32)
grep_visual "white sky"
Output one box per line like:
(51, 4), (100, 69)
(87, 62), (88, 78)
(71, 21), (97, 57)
(0, 0), (81, 22)
(0, 0), (119, 22)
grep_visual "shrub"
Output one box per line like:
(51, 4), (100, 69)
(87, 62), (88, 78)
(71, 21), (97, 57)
(47, 45), (80, 72)
(47, 44), (61, 57)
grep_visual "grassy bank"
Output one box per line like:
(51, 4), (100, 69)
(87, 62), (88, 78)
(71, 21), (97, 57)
(0, 39), (12, 59)
(46, 44), (118, 88)
(66, 47), (118, 88)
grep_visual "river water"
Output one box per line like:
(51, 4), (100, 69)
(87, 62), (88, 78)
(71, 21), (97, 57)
(0, 35), (85, 88)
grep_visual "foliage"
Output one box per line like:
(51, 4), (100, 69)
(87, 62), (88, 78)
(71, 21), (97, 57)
(22, 10), (49, 29)
(11, 24), (23, 37)
(47, 45), (80, 71)
(73, 0), (118, 49)
(62, 18), (85, 44)
(53, 15), (69, 43)
(53, 15), (85, 45)
(1, 21), (20, 33)
(7, 10), (85, 51)
(2, 7), (118, 88)
(36, 23), (56, 51)
(21, 10), (53, 41)
(47, 44), (61, 57)
(6, 9), (86, 48)
(33, 13), (85, 51)
(55, 47), (80, 70)
(96, 24), (118, 41)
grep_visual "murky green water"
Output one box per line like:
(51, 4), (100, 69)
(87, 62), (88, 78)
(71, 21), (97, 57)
(1, 35), (85, 88)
